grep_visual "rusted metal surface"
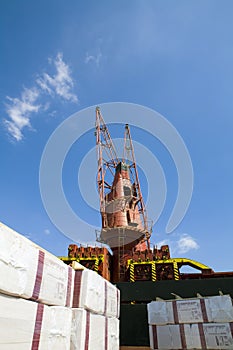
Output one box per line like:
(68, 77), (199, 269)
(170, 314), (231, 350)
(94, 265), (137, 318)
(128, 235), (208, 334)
(95, 108), (152, 282)
(60, 245), (112, 281)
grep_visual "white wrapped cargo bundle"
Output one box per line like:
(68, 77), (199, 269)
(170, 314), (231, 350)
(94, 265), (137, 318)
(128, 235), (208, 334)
(71, 308), (119, 350)
(0, 293), (72, 349)
(0, 222), (74, 306)
(72, 269), (120, 317)
(107, 316), (120, 349)
(147, 295), (233, 325)
(105, 278), (120, 318)
(149, 322), (233, 349)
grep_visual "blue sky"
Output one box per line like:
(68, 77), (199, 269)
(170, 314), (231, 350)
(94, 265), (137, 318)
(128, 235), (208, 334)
(1, 1), (233, 272)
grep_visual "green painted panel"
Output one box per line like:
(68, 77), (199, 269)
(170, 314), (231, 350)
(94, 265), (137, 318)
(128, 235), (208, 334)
(117, 277), (233, 302)
(120, 304), (149, 346)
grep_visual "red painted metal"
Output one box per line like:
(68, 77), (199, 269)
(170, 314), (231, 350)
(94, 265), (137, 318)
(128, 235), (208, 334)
(95, 107), (153, 281)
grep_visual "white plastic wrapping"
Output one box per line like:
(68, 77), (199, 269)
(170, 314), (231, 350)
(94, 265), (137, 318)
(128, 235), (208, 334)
(70, 308), (86, 350)
(89, 313), (106, 349)
(205, 295), (233, 322)
(105, 279), (120, 318)
(0, 222), (38, 298)
(39, 253), (74, 307)
(73, 269), (105, 314)
(0, 293), (72, 350)
(203, 323), (233, 349)
(147, 301), (174, 325)
(149, 323), (233, 349)
(71, 308), (119, 350)
(0, 222), (74, 306)
(107, 317), (120, 350)
(73, 269), (120, 317)
(147, 295), (233, 325)
(47, 306), (72, 350)
(149, 324), (182, 350)
(0, 293), (38, 349)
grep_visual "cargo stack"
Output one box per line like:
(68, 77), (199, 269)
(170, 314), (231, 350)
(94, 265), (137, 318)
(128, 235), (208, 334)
(147, 295), (233, 349)
(0, 222), (120, 349)
(71, 263), (120, 349)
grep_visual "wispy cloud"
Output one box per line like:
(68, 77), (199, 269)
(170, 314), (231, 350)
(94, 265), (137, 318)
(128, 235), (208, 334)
(37, 53), (78, 102)
(176, 234), (199, 254)
(85, 51), (102, 67)
(154, 233), (199, 255)
(4, 52), (77, 141)
(4, 87), (41, 141)
(156, 239), (170, 248)
(44, 228), (50, 235)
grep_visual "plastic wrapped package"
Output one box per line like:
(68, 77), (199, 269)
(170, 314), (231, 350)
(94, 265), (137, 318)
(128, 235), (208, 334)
(71, 308), (119, 350)
(70, 308), (87, 350)
(205, 295), (233, 322)
(0, 293), (72, 350)
(175, 299), (204, 324)
(147, 295), (233, 325)
(47, 306), (72, 349)
(89, 313), (106, 349)
(38, 253), (74, 307)
(147, 301), (174, 325)
(0, 222), (38, 298)
(149, 324), (182, 350)
(72, 269), (105, 314)
(72, 269), (120, 317)
(149, 323), (233, 349)
(107, 316), (120, 350)
(0, 222), (74, 307)
(105, 279), (120, 318)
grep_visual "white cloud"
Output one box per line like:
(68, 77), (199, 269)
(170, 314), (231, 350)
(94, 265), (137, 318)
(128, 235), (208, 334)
(48, 110), (57, 117)
(37, 52), (78, 102)
(155, 239), (170, 249)
(44, 228), (50, 235)
(4, 52), (77, 141)
(85, 51), (102, 67)
(152, 233), (199, 255)
(4, 87), (41, 141)
(176, 234), (199, 254)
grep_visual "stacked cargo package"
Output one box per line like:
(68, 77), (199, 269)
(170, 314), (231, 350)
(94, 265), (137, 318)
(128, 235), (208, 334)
(71, 266), (120, 349)
(0, 222), (74, 349)
(0, 222), (120, 349)
(0, 294), (72, 350)
(147, 295), (233, 349)
(0, 222), (74, 307)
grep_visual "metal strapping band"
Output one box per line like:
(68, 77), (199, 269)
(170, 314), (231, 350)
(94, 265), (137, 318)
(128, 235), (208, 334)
(200, 299), (208, 322)
(31, 303), (44, 350)
(172, 300), (179, 324)
(84, 311), (90, 350)
(31, 250), (45, 301)
(230, 322), (233, 338)
(104, 281), (107, 315)
(65, 266), (72, 307)
(180, 324), (187, 349)
(105, 316), (108, 350)
(72, 270), (83, 308)
(152, 325), (158, 349)
(198, 323), (207, 349)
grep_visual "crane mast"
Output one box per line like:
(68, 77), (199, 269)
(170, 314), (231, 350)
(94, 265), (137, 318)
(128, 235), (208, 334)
(60, 106), (223, 286)
(95, 107), (152, 281)
(123, 124), (149, 235)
